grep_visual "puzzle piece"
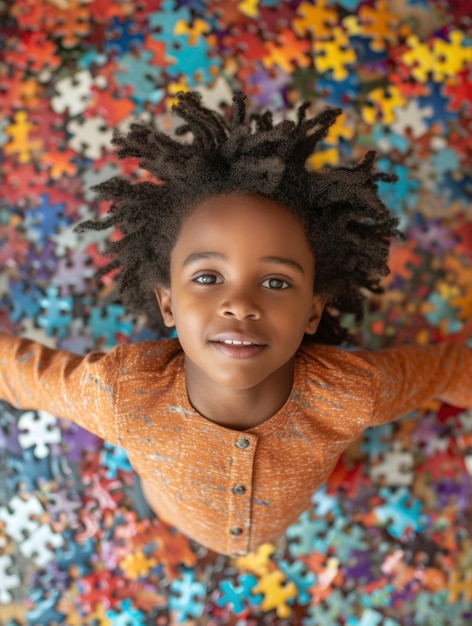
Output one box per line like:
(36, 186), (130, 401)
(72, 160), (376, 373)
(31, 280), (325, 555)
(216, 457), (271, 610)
(169, 568), (207, 622)
(0, 493), (44, 543)
(326, 518), (369, 561)
(26, 589), (67, 626)
(89, 303), (134, 346)
(432, 30), (472, 82)
(369, 441), (415, 486)
(263, 31), (312, 73)
(37, 285), (73, 338)
(286, 511), (329, 557)
(101, 441), (133, 478)
(361, 424), (394, 460)
(5, 30), (61, 74)
(278, 559), (316, 605)
(362, 86), (407, 125)
(18, 410), (62, 459)
(115, 50), (165, 109)
(51, 69), (95, 116)
(67, 115), (114, 160)
(314, 26), (357, 81)
(293, 0), (338, 40)
(373, 487), (424, 539)
(24, 194), (70, 247)
(21, 522), (65, 567)
(235, 542), (276, 576)
(0, 554), (21, 604)
(252, 569), (297, 619)
(8, 281), (42, 323)
(4, 110), (43, 164)
(42, 0), (91, 48)
(52, 250), (95, 296)
(119, 549), (157, 579)
(215, 573), (263, 614)
(104, 16), (144, 54)
(421, 289), (463, 333)
(391, 100), (434, 138)
(107, 598), (147, 625)
(358, 0), (399, 51)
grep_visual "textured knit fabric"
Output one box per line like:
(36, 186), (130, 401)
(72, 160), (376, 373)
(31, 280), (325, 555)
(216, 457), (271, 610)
(1, 335), (471, 555)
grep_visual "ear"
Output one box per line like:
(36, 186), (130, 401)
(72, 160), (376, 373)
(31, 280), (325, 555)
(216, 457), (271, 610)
(154, 286), (175, 328)
(305, 294), (327, 335)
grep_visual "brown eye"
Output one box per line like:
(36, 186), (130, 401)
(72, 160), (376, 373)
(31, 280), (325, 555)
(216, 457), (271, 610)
(262, 278), (290, 289)
(194, 274), (222, 284)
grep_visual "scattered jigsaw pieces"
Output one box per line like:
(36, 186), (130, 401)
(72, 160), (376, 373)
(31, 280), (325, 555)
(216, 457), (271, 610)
(1, 0), (472, 624)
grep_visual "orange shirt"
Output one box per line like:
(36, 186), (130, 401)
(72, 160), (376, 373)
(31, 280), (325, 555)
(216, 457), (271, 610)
(1, 335), (471, 556)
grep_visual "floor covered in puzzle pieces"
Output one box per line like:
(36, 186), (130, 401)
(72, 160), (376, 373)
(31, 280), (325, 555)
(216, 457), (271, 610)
(1, 0), (472, 624)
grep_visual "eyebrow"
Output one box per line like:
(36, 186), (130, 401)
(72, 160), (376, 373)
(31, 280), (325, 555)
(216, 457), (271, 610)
(182, 252), (305, 275)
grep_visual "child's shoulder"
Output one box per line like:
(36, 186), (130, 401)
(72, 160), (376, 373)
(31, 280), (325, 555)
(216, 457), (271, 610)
(296, 341), (377, 377)
(116, 337), (183, 370)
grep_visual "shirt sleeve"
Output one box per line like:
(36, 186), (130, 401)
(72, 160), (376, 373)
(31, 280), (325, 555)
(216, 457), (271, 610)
(0, 334), (121, 444)
(358, 341), (472, 426)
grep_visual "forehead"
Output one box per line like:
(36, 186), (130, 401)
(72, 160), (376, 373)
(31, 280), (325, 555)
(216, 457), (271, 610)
(179, 193), (307, 239)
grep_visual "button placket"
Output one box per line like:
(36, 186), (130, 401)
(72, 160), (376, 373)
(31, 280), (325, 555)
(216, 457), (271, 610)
(228, 434), (256, 554)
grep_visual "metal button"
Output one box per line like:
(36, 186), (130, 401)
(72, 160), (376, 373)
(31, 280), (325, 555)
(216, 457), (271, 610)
(236, 438), (250, 449)
(232, 484), (246, 495)
(230, 526), (243, 536)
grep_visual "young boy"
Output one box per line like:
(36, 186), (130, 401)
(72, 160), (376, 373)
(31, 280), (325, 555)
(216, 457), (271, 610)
(1, 92), (471, 557)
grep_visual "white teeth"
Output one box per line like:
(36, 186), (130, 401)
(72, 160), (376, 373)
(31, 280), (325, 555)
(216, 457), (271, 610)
(221, 340), (254, 345)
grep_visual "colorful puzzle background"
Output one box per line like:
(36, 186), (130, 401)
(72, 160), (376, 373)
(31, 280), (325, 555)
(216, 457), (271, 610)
(1, 0), (472, 624)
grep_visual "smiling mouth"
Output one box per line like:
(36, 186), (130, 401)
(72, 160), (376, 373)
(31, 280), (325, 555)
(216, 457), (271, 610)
(210, 340), (266, 358)
(218, 339), (258, 346)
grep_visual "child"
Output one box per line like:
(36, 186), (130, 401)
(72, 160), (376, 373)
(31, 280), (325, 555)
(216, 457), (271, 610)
(1, 92), (471, 557)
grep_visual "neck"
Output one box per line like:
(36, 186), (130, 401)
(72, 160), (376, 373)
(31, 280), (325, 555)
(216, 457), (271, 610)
(184, 357), (295, 431)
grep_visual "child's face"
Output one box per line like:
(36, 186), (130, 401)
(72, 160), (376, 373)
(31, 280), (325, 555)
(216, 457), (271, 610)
(155, 193), (326, 391)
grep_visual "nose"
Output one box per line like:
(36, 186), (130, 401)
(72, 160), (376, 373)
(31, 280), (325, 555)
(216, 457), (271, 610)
(218, 288), (262, 320)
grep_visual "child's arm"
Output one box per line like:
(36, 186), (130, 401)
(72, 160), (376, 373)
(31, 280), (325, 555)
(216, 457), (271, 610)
(0, 334), (120, 444)
(359, 341), (472, 425)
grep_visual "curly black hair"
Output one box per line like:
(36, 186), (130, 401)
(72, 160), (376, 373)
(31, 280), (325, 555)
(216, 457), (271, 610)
(76, 91), (402, 345)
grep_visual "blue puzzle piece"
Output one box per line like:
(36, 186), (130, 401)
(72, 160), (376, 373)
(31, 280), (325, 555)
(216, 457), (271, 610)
(37, 285), (73, 338)
(215, 573), (263, 614)
(166, 32), (223, 87)
(326, 519), (368, 561)
(311, 483), (342, 517)
(107, 599), (147, 626)
(317, 72), (359, 107)
(372, 124), (411, 155)
(286, 510), (329, 557)
(419, 82), (458, 130)
(115, 50), (165, 111)
(100, 441), (133, 478)
(438, 171), (472, 205)
(377, 160), (420, 220)
(374, 487), (425, 539)
(361, 424), (394, 459)
(26, 589), (66, 625)
(149, 1), (193, 48)
(8, 449), (53, 493)
(278, 560), (316, 605)
(424, 292), (462, 332)
(104, 17), (144, 55)
(55, 531), (95, 576)
(89, 303), (134, 347)
(169, 568), (206, 622)
(8, 281), (42, 323)
(24, 194), (71, 246)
